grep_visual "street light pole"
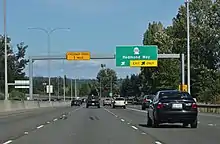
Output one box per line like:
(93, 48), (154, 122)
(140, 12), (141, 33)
(110, 76), (113, 97)
(71, 78), (73, 100)
(74, 79), (77, 97)
(57, 77), (59, 99)
(186, 0), (191, 94)
(3, 0), (8, 100)
(28, 27), (70, 102)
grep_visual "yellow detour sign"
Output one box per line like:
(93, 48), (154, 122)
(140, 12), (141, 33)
(66, 52), (90, 60)
(130, 60), (158, 67)
(179, 84), (188, 92)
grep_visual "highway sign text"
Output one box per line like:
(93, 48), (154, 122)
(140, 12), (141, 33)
(115, 45), (158, 67)
(66, 51), (90, 60)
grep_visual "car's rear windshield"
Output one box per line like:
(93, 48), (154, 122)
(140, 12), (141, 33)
(159, 91), (193, 99)
(115, 98), (125, 100)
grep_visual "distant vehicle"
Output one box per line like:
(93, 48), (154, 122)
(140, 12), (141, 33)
(141, 95), (154, 110)
(81, 98), (86, 103)
(147, 90), (198, 128)
(71, 98), (82, 106)
(112, 97), (126, 109)
(86, 95), (100, 108)
(103, 98), (112, 106)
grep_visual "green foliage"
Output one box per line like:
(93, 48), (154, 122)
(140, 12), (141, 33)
(79, 83), (91, 96)
(0, 35), (28, 95)
(121, 0), (220, 103)
(120, 75), (141, 97)
(9, 90), (25, 100)
(96, 68), (118, 97)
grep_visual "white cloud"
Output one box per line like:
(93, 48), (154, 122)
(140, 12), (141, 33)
(25, 59), (140, 78)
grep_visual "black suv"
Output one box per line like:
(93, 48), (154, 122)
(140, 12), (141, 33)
(147, 90), (198, 128)
(86, 96), (100, 108)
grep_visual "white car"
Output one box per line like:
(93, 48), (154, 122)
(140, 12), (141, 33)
(112, 97), (126, 109)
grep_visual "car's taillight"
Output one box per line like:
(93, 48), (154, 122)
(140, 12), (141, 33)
(192, 103), (197, 109)
(143, 99), (147, 102)
(157, 103), (164, 109)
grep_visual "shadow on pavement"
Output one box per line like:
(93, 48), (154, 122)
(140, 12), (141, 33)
(138, 123), (190, 129)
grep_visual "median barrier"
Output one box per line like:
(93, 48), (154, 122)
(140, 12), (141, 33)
(0, 100), (71, 113)
(197, 104), (220, 114)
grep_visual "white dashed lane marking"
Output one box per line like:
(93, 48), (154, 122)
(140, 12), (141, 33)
(3, 140), (13, 144)
(53, 118), (58, 121)
(155, 141), (163, 144)
(131, 126), (138, 130)
(121, 119), (125, 122)
(104, 108), (118, 117)
(37, 125), (44, 129)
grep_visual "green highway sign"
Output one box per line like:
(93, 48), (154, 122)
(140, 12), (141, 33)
(115, 45), (158, 67)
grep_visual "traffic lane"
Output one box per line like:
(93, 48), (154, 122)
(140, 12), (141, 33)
(13, 106), (156, 144)
(107, 106), (220, 144)
(127, 105), (220, 127)
(0, 105), (79, 143)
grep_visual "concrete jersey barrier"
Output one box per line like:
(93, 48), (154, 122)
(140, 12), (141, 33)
(0, 100), (71, 113)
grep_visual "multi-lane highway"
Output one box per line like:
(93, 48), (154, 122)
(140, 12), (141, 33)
(0, 104), (220, 144)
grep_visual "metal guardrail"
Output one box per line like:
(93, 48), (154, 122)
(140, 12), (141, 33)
(197, 103), (220, 108)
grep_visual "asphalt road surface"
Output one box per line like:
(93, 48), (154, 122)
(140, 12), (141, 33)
(1, 104), (220, 144)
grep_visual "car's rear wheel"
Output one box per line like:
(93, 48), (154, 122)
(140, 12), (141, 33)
(190, 119), (197, 128)
(147, 113), (152, 127)
(86, 105), (89, 108)
(113, 105), (115, 108)
(182, 123), (189, 127)
(98, 105), (100, 108)
(123, 106), (126, 109)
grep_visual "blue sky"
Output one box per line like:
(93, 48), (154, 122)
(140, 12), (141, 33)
(0, 0), (184, 79)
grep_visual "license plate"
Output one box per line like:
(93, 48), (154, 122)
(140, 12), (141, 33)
(172, 103), (182, 109)
(92, 103), (95, 105)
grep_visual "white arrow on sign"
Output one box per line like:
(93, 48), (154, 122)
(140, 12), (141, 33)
(121, 61), (125, 65)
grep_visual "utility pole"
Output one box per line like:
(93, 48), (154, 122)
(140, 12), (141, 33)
(71, 79), (73, 100)
(110, 76), (113, 97)
(63, 75), (66, 101)
(74, 79), (77, 97)
(186, 0), (191, 94)
(3, 0), (8, 100)
(57, 77), (59, 99)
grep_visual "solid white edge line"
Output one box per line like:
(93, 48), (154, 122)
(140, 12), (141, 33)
(131, 125), (138, 130)
(155, 141), (163, 144)
(3, 140), (12, 144)
(37, 125), (44, 129)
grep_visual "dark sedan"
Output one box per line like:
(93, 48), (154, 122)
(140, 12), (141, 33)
(147, 90), (198, 128)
